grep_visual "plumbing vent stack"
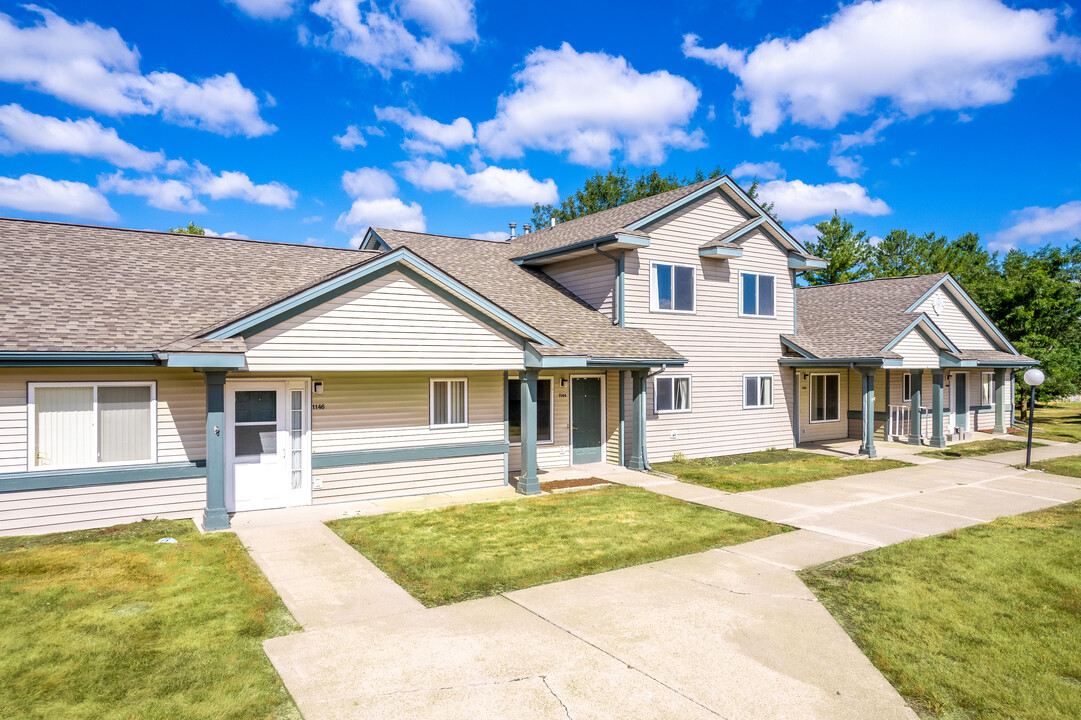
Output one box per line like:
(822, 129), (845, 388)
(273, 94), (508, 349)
(508, 222), (517, 238)
(523, 223), (532, 234)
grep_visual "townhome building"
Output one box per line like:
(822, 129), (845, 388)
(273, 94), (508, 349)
(0, 176), (1035, 535)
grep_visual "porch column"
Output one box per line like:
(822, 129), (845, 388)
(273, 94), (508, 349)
(858, 370), (877, 459)
(628, 369), (646, 471)
(908, 369), (923, 445)
(930, 369), (947, 448)
(993, 368), (1007, 434)
(515, 369), (540, 495)
(202, 371), (230, 531)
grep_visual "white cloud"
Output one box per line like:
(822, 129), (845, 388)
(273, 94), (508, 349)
(833, 116), (894, 154)
(205, 227), (251, 239)
(98, 172), (207, 212)
(397, 159), (558, 207)
(780, 135), (822, 152)
(375, 106), (474, 154)
(477, 43), (704, 166)
(333, 124), (366, 149)
(731, 160), (783, 180)
(192, 165), (298, 208)
(755, 179), (891, 222)
(827, 154), (866, 179)
(301, 215), (323, 223)
(683, 0), (1080, 135)
(993, 200), (1081, 249)
(470, 230), (509, 242)
(0, 172), (116, 220)
(0, 103), (164, 170)
(787, 223), (821, 247)
(335, 166), (425, 241)
(309, 0), (476, 75)
(0, 7), (275, 137)
(226, 0), (296, 20)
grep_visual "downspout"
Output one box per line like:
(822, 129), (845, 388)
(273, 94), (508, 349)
(593, 244), (624, 327)
(641, 364), (668, 470)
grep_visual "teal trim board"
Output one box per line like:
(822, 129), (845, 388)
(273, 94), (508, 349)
(0, 461), (206, 494)
(313, 441), (511, 469)
(202, 371), (229, 531)
(0, 352), (158, 366)
(164, 353), (247, 369)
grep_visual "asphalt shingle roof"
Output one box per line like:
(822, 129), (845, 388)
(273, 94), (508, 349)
(373, 228), (684, 361)
(0, 218), (378, 353)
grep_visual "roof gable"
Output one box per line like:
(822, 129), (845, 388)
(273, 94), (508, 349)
(906, 275), (1015, 353)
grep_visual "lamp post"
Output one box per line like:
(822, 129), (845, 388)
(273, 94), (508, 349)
(1023, 368), (1046, 468)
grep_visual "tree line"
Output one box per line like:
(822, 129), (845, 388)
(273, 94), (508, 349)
(536, 168), (1081, 401)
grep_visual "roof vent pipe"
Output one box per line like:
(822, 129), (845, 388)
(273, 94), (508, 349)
(523, 223), (532, 234)
(508, 222), (517, 238)
(550, 217), (557, 228)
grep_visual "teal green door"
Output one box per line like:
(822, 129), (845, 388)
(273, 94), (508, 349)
(955, 375), (968, 430)
(571, 377), (603, 464)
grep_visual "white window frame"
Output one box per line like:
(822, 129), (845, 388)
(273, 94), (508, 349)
(429, 377), (469, 429)
(738, 271), (777, 318)
(653, 375), (692, 415)
(508, 375), (555, 446)
(27, 381), (158, 471)
(649, 261), (697, 314)
(808, 373), (841, 424)
(742, 373), (775, 410)
(981, 371), (995, 406)
(902, 372), (913, 403)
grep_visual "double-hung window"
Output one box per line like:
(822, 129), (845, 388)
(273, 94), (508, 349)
(430, 378), (468, 427)
(809, 374), (840, 423)
(742, 373), (774, 409)
(29, 382), (156, 470)
(507, 377), (553, 444)
(651, 262), (695, 312)
(654, 376), (691, 414)
(902, 373), (913, 402)
(981, 372), (994, 405)
(740, 272), (776, 317)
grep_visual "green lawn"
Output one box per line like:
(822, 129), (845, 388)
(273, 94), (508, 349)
(328, 485), (786, 606)
(0, 519), (299, 720)
(917, 438), (1038, 460)
(1030, 455), (1081, 479)
(802, 502), (1081, 720)
(1025, 402), (1081, 443)
(651, 449), (911, 493)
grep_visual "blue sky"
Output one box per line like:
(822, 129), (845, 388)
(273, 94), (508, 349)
(0, 0), (1078, 252)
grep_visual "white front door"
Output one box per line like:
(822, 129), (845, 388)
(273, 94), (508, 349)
(226, 380), (310, 512)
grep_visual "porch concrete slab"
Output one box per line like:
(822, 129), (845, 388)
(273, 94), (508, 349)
(724, 529), (876, 571)
(891, 485), (1063, 522)
(698, 493), (808, 523)
(979, 475), (1081, 502)
(236, 521), (422, 630)
(597, 469), (678, 487)
(506, 554), (917, 720)
(641, 480), (728, 503)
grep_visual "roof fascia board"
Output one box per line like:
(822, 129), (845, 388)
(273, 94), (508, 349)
(939, 354), (978, 367)
(788, 255), (828, 270)
(904, 276), (1017, 353)
(779, 336), (817, 358)
(624, 178), (729, 231)
(0, 352), (159, 366)
(361, 228), (392, 251)
(162, 353), (247, 369)
(699, 246), (743, 259)
(882, 314), (960, 354)
(779, 357), (886, 367)
(586, 357), (688, 367)
(512, 234), (648, 265)
(206, 247), (557, 347)
(713, 177), (812, 255)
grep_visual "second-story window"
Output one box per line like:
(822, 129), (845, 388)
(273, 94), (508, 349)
(651, 262), (695, 313)
(740, 272), (775, 317)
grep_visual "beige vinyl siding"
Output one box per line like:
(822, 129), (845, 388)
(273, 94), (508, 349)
(893, 330), (941, 368)
(313, 454), (504, 503)
(0, 367), (205, 472)
(622, 197), (796, 460)
(310, 371), (504, 454)
(245, 271), (524, 373)
(0, 476), (205, 537)
(917, 288), (995, 351)
(797, 368), (850, 442)
(544, 254), (616, 318)
(605, 370), (621, 464)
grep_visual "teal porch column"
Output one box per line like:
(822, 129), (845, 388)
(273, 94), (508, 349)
(202, 371), (230, 531)
(930, 369), (947, 448)
(858, 370), (877, 458)
(908, 369), (923, 445)
(628, 369), (646, 471)
(993, 367), (1006, 434)
(515, 369), (540, 494)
